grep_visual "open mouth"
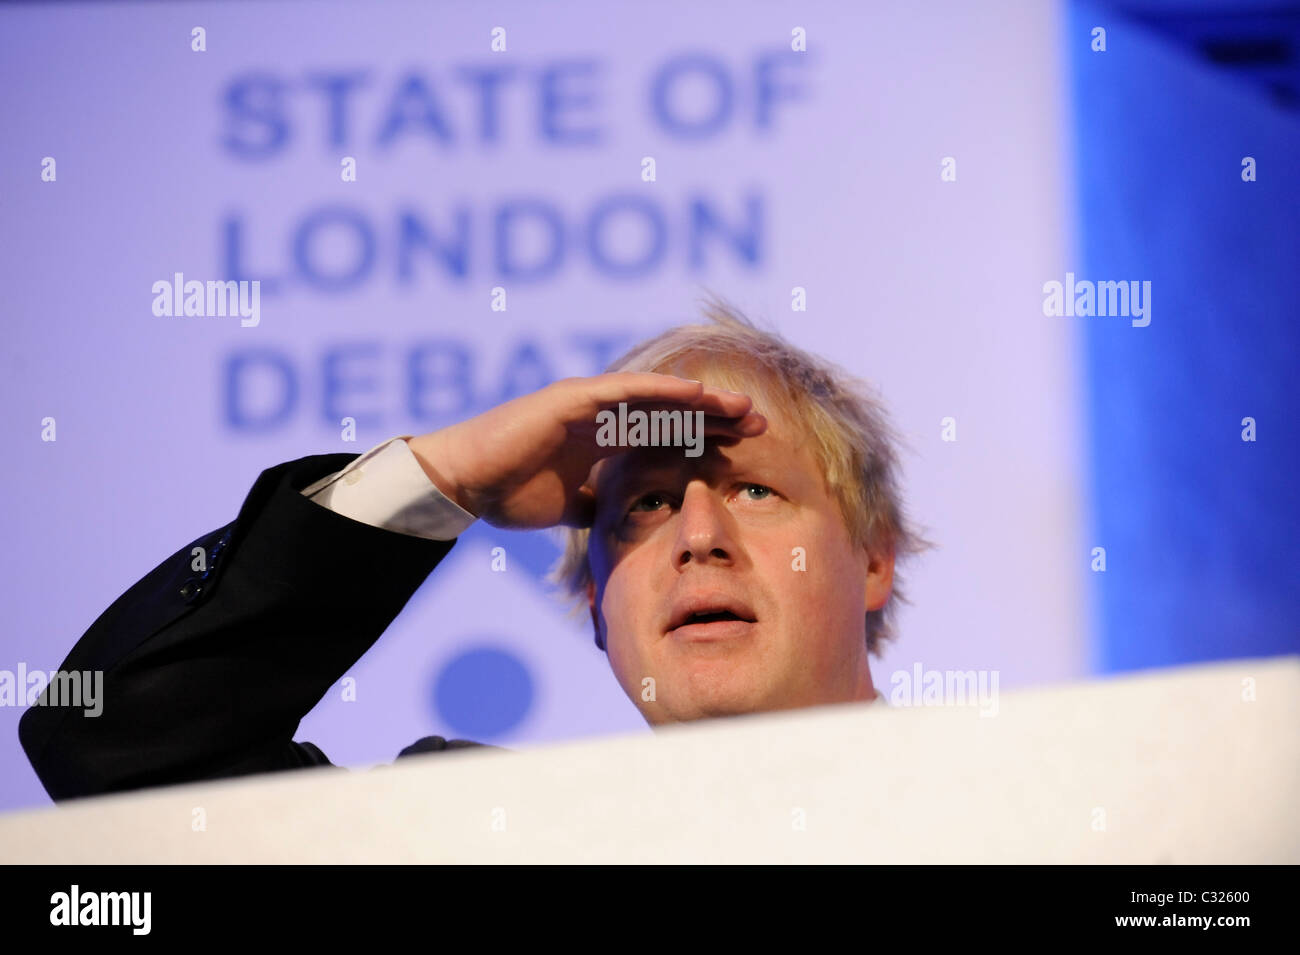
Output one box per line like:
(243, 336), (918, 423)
(680, 610), (746, 626)
(668, 599), (758, 638)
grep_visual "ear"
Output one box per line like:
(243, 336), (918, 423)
(586, 578), (605, 651)
(864, 545), (895, 612)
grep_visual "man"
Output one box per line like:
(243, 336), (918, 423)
(19, 300), (925, 801)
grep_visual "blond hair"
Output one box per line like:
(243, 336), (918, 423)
(551, 295), (929, 656)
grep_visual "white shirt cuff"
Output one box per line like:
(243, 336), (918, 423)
(300, 436), (478, 541)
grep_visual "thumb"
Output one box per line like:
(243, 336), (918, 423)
(563, 484), (598, 528)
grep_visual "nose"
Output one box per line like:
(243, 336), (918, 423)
(672, 480), (738, 570)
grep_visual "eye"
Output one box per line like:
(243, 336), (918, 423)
(622, 484), (778, 521)
(627, 491), (672, 515)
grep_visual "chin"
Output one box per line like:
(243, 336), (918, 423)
(669, 673), (777, 721)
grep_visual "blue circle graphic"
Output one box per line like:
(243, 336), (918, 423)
(432, 645), (535, 740)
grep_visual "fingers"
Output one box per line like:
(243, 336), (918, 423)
(594, 402), (767, 446)
(616, 400), (759, 428)
(581, 372), (754, 419)
(712, 410), (766, 436)
(585, 410), (768, 471)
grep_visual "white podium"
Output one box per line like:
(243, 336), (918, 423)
(2, 657), (1296, 863)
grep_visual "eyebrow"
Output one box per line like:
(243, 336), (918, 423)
(599, 458), (681, 505)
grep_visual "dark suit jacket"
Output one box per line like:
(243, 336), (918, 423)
(19, 452), (485, 803)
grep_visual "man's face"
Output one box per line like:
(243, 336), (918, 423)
(585, 402), (894, 725)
